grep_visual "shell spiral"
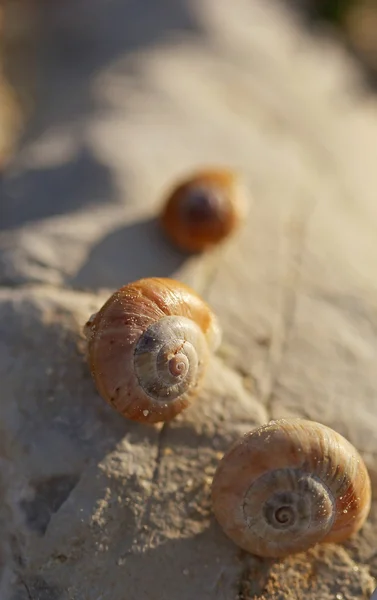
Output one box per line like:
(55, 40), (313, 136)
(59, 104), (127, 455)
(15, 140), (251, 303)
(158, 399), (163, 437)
(84, 278), (221, 423)
(211, 419), (371, 558)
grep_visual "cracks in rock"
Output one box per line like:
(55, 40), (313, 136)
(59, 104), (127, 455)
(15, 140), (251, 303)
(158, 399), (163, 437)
(137, 422), (170, 549)
(22, 580), (33, 600)
(237, 553), (251, 600)
(201, 262), (221, 301)
(193, 244), (275, 422)
(211, 351), (270, 427)
(364, 548), (377, 578)
(199, 245), (224, 301)
(365, 549), (377, 563)
(151, 422), (169, 486)
(236, 554), (270, 599)
(197, 200), (317, 427)
(262, 198), (316, 420)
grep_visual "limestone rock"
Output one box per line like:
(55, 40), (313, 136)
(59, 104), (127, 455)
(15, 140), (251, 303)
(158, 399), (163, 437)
(0, 287), (265, 600)
(0, 0), (377, 599)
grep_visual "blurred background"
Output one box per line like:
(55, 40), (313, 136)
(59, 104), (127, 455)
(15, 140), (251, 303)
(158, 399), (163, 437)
(1, 0), (377, 292)
(2, 0), (377, 170)
(291, 0), (377, 80)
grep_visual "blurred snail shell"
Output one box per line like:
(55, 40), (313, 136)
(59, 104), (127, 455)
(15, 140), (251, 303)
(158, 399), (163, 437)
(160, 168), (248, 252)
(211, 419), (371, 558)
(84, 278), (221, 423)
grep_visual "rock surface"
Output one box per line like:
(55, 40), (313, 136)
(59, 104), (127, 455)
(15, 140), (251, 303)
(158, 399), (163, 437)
(1, 1), (377, 599)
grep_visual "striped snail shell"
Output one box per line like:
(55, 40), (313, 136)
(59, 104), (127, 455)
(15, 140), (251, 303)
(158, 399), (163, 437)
(211, 419), (371, 558)
(84, 278), (221, 423)
(160, 168), (248, 253)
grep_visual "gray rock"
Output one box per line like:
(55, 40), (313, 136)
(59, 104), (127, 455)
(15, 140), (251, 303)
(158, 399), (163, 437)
(0, 287), (265, 599)
(1, 0), (377, 598)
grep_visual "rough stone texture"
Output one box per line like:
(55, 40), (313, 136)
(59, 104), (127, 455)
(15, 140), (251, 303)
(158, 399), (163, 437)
(1, 0), (377, 599)
(0, 287), (265, 600)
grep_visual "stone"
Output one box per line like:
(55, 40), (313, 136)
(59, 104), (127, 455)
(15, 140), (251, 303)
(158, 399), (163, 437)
(0, 287), (265, 599)
(0, 0), (377, 598)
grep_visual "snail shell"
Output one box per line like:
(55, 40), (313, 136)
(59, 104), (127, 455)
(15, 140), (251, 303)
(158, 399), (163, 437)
(84, 278), (221, 423)
(211, 419), (371, 558)
(160, 168), (248, 252)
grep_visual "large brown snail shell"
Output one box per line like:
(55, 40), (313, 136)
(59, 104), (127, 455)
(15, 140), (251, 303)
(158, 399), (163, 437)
(84, 278), (221, 424)
(160, 168), (248, 253)
(211, 419), (371, 558)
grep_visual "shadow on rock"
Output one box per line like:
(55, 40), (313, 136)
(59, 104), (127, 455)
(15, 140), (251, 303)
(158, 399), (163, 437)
(21, 0), (203, 144)
(112, 521), (241, 600)
(1, 0), (204, 230)
(0, 144), (119, 231)
(70, 216), (187, 290)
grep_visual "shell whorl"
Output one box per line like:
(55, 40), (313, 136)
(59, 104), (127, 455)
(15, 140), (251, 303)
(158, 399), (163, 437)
(84, 278), (221, 423)
(211, 419), (371, 558)
(133, 315), (208, 402)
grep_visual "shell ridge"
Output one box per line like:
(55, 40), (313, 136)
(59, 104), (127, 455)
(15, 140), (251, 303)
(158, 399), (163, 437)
(85, 278), (218, 423)
(212, 419), (371, 557)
